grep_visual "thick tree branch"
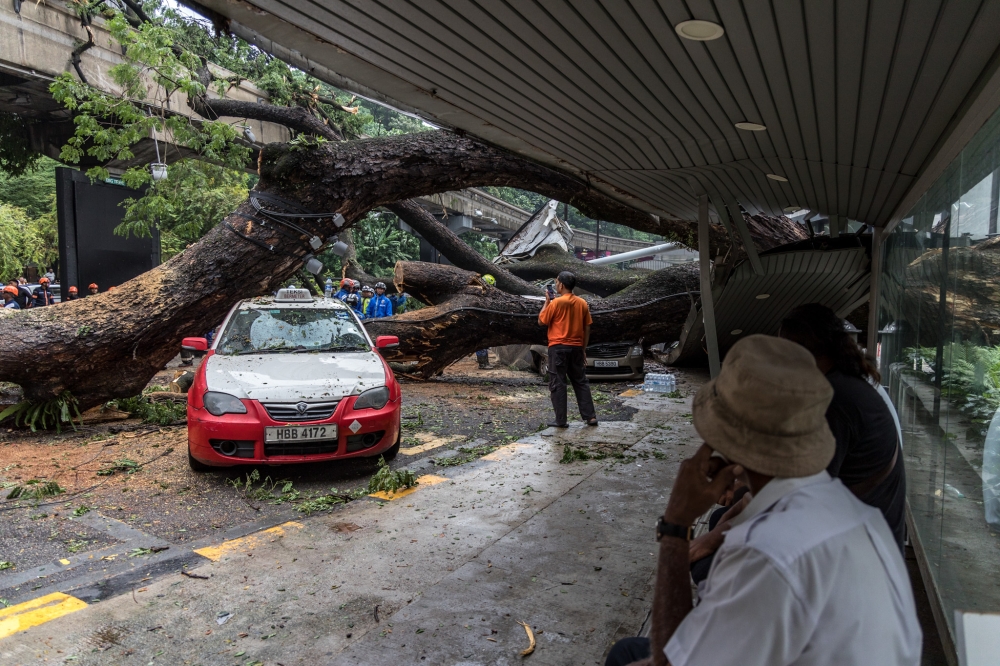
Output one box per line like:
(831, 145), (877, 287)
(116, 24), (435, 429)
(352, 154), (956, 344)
(256, 131), (738, 253)
(385, 200), (542, 296)
(188, 96), (343, 141)
(368, 260), (701, 376)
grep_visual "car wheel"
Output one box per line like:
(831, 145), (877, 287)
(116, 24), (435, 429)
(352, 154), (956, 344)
(382, 435), (401, 462)
(537, 354), (548, 377)
(188, 449), (212, 473)
(530, 351), (541, 372)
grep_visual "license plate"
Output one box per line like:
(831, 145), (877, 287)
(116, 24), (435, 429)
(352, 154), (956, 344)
(594, 360), (618, 367)
(265, 425), (337, 443)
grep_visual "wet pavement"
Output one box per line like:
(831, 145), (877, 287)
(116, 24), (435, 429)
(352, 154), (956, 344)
(0, 366), (706, 665)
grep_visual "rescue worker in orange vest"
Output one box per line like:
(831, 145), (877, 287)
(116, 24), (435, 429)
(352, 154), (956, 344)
(87, 283), (99, 296)
(32, 277), (56, 307)
(3, 285), (20, 309)
(64, 286), (81, 301)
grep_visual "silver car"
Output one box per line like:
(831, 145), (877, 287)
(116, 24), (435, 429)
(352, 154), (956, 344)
(529, 341), (645, 381)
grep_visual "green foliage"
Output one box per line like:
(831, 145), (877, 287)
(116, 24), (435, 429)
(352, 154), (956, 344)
(5, 480), (64, 500)
(0, 157), (62, 218)
(72, 505), (91, 517)
(225, 471), (363, 513)
(346, 212), (420, 276)
(96, 458), (141, 476)
(0, 392), (81, 433)
(559, 445), (597, 463)
(110, 388), (187, 425)
(464, 234), (499, 260)
(0, 112), (40, 178)
(0, 561), (14, 571)
(905, 343), (1000, 430)
(0, 202), (58, 281)
(49, 10), (251, 191)
(367, 456), (417, 494)
(114, 159), (251, 259)
(435, 444), (498, 467)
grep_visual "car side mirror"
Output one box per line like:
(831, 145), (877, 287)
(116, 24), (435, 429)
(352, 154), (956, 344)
(375, 335), (399, 349)
(182, 337), (209, 351)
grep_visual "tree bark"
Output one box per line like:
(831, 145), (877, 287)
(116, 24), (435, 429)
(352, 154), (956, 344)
(0, 130), (795, 408)
(367, 260), (700, 376)
(385, 200), (542, 296)
(500, 245), (649, 297)
(190, 91), (345, 142)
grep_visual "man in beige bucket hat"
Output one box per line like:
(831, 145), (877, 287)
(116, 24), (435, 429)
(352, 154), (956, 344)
(606, 335), (920, 666)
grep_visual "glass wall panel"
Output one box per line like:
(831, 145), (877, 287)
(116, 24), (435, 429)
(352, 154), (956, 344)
(879, 105), (1000, 643)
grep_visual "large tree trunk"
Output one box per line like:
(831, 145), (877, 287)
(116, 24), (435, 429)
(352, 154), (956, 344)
(367, 260), (701, 376)
(0, 130), (793, 409)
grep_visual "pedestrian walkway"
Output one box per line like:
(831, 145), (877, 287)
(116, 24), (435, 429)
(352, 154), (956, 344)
(0, 378), (706, 665)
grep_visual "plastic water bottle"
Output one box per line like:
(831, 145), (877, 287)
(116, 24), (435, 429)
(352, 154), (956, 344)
(324, 278), (334, 299)
(642, 372), (676, 393)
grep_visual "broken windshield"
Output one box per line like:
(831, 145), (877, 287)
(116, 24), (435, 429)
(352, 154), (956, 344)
(216, 308), (369, 355)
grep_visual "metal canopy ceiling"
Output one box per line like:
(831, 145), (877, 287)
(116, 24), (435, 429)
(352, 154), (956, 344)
(195, 0), (1000, 227)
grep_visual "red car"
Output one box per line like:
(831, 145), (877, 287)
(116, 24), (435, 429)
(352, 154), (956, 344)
(185, 289), (402, 471)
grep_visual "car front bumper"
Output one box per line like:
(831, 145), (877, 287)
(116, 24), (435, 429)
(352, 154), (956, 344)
(188, 397), (401, 467)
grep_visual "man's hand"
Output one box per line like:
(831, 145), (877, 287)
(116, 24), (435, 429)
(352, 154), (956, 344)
(663, 444), (742, 527)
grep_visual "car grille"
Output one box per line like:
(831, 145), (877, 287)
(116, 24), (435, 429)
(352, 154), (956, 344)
(587, 343), (632, 359)
(263, 401), (339, 422)
(265, 440), (339, 456)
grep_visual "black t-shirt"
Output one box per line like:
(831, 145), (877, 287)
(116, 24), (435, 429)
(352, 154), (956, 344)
(825, 369), (905, 548)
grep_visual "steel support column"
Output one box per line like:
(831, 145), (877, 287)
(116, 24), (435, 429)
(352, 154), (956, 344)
(866, 227), (883, 356)
(698, 194), (721, 377)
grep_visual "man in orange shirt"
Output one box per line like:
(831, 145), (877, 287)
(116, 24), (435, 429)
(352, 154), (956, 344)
(538, 271), (598, 428)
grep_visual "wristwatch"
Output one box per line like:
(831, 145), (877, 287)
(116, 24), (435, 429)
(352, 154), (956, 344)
(656, 516), (694, 542)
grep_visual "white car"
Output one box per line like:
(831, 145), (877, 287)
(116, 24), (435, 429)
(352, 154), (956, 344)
(183, 289), (402, 470)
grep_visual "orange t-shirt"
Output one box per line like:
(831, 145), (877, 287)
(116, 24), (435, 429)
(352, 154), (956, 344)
(538, 293), (593, 347)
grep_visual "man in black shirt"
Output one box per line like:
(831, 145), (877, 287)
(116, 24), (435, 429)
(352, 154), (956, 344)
(780, 304), (905, 549)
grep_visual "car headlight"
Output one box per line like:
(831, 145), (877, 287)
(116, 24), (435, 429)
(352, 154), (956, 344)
(203, 392), (247, 416)
(353, 386), (390, 410)
(631, 346), (643, 357)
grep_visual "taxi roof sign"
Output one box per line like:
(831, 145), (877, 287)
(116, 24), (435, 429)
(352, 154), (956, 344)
(274, 288), (314, 303)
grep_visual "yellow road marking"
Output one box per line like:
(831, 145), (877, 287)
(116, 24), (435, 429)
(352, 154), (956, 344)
(59, 559), (70, 565)
(618, 388), (644, 397)
(194, 521), (304, 562)
(482, 443), (533, 461)
(399, 433), (463, 456)
(369, 474), (448, 500)
(0, 593), (88, 640)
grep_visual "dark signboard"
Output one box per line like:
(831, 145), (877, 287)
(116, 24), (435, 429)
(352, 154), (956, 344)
(56, 168), (159, 292)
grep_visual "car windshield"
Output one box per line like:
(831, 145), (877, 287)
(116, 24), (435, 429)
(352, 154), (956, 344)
(216, 308), (370, 355)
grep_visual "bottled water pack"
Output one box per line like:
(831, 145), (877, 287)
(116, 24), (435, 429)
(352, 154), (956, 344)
(642, 373), (676, 393)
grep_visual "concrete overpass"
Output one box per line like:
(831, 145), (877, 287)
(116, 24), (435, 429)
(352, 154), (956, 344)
(0, 0), (290, 169)
(0, 0), (656, 260)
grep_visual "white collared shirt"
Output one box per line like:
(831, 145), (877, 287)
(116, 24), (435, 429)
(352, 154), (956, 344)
(665, 471), (922, 666)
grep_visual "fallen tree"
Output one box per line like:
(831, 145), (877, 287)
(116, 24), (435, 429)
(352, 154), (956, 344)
(364, 260), (701, 376)
(0, 130), (741, 409)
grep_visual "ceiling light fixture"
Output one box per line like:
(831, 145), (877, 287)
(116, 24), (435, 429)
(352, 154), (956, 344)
(731, 329), (743, 335)
(766, 173), (788, 182)
(783, 206), (802, 213)
(735, 122), (766, 131)
(755, 293), (770, 300)
(675, 20), (725, 41)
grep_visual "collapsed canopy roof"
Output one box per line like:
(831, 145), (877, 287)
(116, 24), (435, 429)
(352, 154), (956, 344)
(195, 0), (1000, 229)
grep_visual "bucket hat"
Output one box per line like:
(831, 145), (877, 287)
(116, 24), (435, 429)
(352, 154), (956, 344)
(692, 335), (835, 477)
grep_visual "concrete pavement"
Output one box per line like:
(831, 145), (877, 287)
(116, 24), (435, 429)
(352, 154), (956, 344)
(0, 381), (703, 665)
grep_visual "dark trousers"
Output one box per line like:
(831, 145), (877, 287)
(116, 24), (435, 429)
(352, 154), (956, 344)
(548, 344), (596, 425)
(605, 637), (650, 666)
